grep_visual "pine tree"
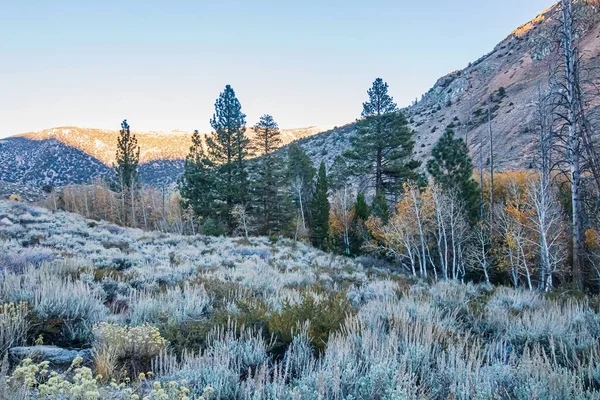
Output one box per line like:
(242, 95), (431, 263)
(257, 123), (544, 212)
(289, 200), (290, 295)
(351, 192), (371, 256)
(179, 130), (215, 220)
(371, 190), (390, 224)
(115, 119), (140, 190)
(288, 142), (316, 232)
(427, 128), (481, 224)
(310, 161), (330, 249)
(251, 115), (292, 235)
(344, 78), (422, 197)
(205, 85), (249, 228)
(329, 155), (351, 191)
(354, 193), (370, 221)
(362, 78), (397, 116)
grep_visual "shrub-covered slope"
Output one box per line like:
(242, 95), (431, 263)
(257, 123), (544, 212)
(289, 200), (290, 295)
(1, 201), (600, 398)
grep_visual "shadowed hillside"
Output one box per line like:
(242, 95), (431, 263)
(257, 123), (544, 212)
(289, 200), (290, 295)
(0, 126), (328, 188)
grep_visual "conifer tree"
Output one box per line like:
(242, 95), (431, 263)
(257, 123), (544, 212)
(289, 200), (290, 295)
(344, 78), (422, 197)
(310, 161), (330, 249)
(288, 142), (316, 231)
(371, 190), (390, 224)
(179, 130), (215, 220)
(351, 192), (371, 255)
(205, 85), (249, 228)
(354, 193), (370, 221)
(251, 115), (292, 235)
(329, 155), (351, 191)
(115, 119), (140, 190)
(427, 128), (481, 224)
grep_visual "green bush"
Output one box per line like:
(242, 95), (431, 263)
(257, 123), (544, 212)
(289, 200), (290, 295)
(226, 290), (353, 358)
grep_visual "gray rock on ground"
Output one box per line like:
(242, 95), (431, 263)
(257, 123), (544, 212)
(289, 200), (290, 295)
(9, 346), (93, 370)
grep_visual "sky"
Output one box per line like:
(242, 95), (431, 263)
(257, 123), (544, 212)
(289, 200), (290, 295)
(0, 0), (554, 138)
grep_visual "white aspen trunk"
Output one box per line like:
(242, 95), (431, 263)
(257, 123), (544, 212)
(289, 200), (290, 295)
(561, 0), (584, 289)
(488, 99), (495, 222)
(411, 188), (428, 278)
(130, 180), (136, 228)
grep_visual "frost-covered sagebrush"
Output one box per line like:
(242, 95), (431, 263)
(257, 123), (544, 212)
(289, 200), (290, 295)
(1, 201), (600, 399)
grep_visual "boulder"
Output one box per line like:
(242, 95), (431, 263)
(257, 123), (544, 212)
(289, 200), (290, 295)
(9, 346), (93, 370)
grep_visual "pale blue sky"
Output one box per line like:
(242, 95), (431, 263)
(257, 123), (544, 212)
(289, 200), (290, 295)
(0, 0), (553, 138)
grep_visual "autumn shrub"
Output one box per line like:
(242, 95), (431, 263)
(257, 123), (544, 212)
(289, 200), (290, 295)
(93, 322), (167, 381)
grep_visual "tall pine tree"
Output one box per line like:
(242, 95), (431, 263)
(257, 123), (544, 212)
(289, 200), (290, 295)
(310, 161), (330, 249)
(251, 115), (292, 235)
(115, 119), (140, 190)
(205, 85), (249, 228)
(179, 130), (215, 219)
(427, 128), (481, 224)
(344, 78), (422, 197)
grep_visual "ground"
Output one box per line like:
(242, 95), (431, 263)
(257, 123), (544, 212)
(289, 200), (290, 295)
(1, 200), (600, 399)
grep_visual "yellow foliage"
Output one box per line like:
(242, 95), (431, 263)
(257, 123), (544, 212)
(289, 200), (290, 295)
(585, 228), (600, 250)
(479, 170), (536, 206)
(329, 208), (355, 237)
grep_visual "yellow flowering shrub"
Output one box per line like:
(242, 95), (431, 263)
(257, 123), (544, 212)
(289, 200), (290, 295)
(8, 356), (100, 399)
(93, 322), (168, 381)
(0, 301), (29, 356)
(7, 356), (207, 399)
(142, 380), (200, 400)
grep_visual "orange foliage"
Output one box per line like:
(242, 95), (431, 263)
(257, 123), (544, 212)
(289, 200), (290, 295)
(585, 228), (600, 250)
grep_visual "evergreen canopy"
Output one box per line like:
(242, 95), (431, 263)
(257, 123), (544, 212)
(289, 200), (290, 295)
(344, 78), (422, 196)
(427, 128), (481, 223)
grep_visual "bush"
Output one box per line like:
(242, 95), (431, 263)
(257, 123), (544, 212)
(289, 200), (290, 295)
(7, 356), (201, 400)
(0, 302), (29, 357)
(93, 322), (167, 381)
(231, 290), (352, 357)
(128, 283), (211, 327)
(8, 356), (99, 399)
(21, 278), (108, 347)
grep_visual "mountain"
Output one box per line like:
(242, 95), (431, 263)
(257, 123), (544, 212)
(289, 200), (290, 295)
(0, 125), (328, 188)
(1, 3), (599, 192)
(298, 3), (600, 172)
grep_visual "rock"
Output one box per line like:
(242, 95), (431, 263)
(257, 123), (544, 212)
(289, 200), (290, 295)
(9, 346), (93, 370)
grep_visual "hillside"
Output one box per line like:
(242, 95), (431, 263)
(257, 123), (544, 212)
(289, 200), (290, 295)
(1, 201), (600, 398)
(299, 3), (600, 172)
(1, 3), (599, 192)
(0, 125), (327, 188)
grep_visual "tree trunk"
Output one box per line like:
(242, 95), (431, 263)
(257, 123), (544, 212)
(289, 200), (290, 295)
(488, 99), (495, 222)
(561, 0), (584, 289)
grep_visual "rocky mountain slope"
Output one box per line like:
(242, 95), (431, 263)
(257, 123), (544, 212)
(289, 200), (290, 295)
(1, 2), (599, 192)
(300, 3), (600, 172)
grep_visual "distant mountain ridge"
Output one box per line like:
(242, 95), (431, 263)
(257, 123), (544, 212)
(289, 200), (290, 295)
(0, 125), (329, 188)
(1, 2), (599, 193)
